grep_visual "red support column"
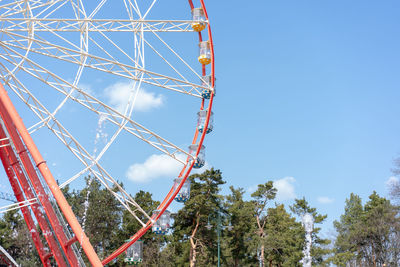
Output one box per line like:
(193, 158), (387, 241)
(0, 103), (77, 266)
(0, 83), (102, 266)
(0, 124), (67, 267)
(0, 137), (51, 266)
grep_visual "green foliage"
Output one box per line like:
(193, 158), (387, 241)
(171, 168), (225, 267)
(251, 181), (277, 218)
(290, 197), (331, 265)
(332, 193), (363, 265)
(4, 170), (399, 267)
(332, 192), (400, 266)
(71, 177), (122, 258)
(248, 182), (315, 267)
(121, 190), (163, 267)
(119, 190), (160, 243)
(263, 204), (304, 266)
(0, 209), (40, 265)
(224, 186), (258, 266)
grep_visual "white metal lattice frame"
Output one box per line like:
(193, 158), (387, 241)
(0, 0), (210, 230)
(0, 198), (37, 214)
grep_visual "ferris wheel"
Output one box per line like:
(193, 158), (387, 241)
(0, 0), (215, 266)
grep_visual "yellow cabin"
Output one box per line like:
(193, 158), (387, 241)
(191, 8), (206, 32)
(198, 41), (211, 65)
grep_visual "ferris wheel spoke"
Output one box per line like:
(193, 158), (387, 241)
(69, 0), (86, 20)
(123, 0), (142, 19)
(0, 0), (61, 19)
(1, 18), (196, 32)
(3, 72), (187, 173)
(142, 36), (191, 86)
(87, 0), (107, 20)
(2, 27), (82, 54)
(0, 1), (30, 18)
(0, 66), (50, 121)
(0, 0), (216, 263)
(34, 0), (71, 20)
(3, 72), (153, 227)
(1, 32), (205, 97)
(147, 26), (205, 83)
(142, 0), (157, 20)
(122, 0), (138, 21)
(0, 198), (38, 214)
(90, 169), (150, 226)
(0, 45), (192, 163)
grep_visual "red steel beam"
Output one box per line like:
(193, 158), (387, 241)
(0, 83), (102, 267)
(0, 118), (67, 266)
(0, 99), (76, 266)
(0, 134), (51, 266)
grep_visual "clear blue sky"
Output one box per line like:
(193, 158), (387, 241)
(205, 0), (400, 235)
(1, 0), (400, 240)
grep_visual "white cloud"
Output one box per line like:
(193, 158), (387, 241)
(104, 81), (163, 113)
(126, 154), (186, 183)
(125, 154), (212, 183)
(317, 196), (334, 204)
(126, 153), (211, 183)
(273, 177), (296, 201)
(386, 176), (399, 186)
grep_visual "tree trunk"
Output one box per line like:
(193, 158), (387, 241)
(189, 215), (201, 267)
(189, 244), (197, 267)
(256, 215), (265, 267)
(372, 242), (376, 267)
(260, 244), (265, 267)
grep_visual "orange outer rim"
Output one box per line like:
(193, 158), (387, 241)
(102, 0), (215, 264)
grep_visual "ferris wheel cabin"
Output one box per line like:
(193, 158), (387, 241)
(201, 75), (216, 99)
(152, 210), (171, 235)
(124, 240), (143, 266)
(198, 41), (211, 65)
(191, 8), (206, 32)
(173, 178), (191, 203)
(188, 144), (205, 169)
(197, 110), (214, 134)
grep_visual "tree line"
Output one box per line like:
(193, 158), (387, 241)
(0, 167), (399, 266)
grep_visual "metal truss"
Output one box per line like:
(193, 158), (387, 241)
(0, 51), (192, 163)
(0, 198), (37, 213)
(1, 18), (198, 32)
(0, 0), (213, 263)
(4, 72), (155, 227)
(0, 31), (205, 97)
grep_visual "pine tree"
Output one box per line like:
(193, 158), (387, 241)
(250, 181), (277, 267)
(332, 192), (400, 266)
(224, 186), (258, 266)
(361, 192), (399, 266)
(0, 209), (41, 265)
(119, 190), (162, 267)
(62, 176), (122, 263)
(264, 204), (304, 267)
(332, 193), (364, 266)
(171, 168), (225, 267)
(290, 197), (331, 265)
